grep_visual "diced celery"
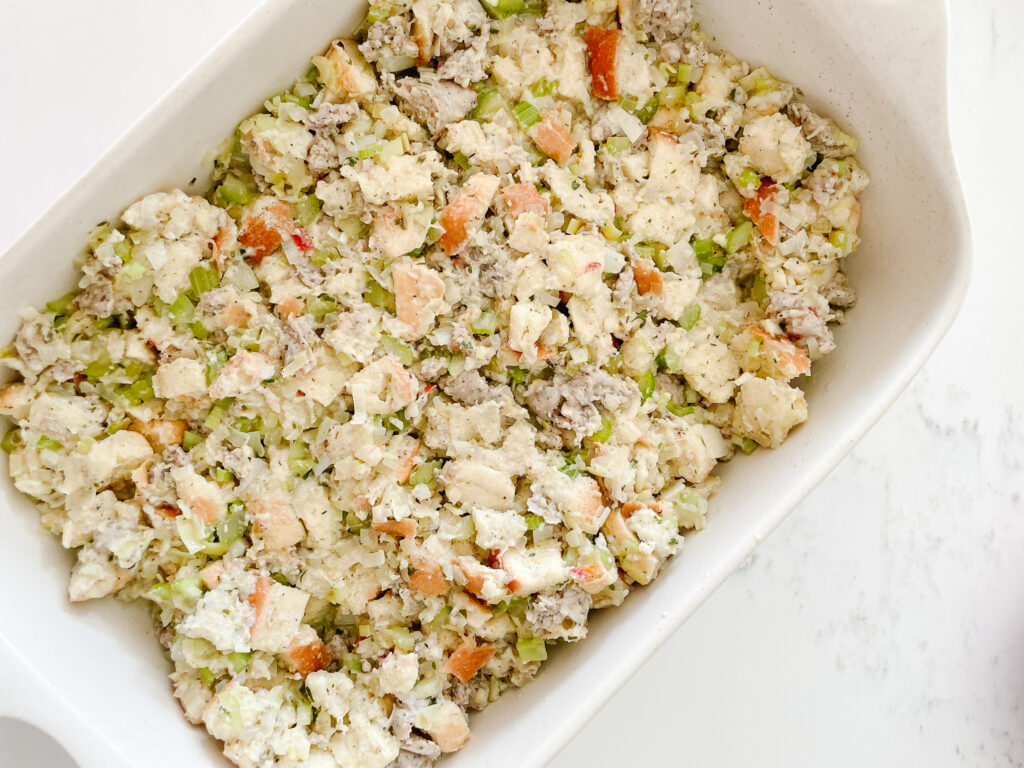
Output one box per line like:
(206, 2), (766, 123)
(684, 91), (704, 120)
(310, 249), (332, 267)
(829, 228), (852, 254)
(364, 277), (395, 313)
(747, 339), (761, 359)
(338, 216), (369, 243)
(382, 334), (417, 366)
(409, 459), (442, 487)
(638, 369), (656, 401)
(146, 582), (172, 603)
(198, 668), (216, 687)
(168, 294), (195, 326)
(600, 220), (623, 240)
(684, 386), (699, 404)
(204, 398), (234, 430)
(452, 151), (472, 170)
(634, 244), (656, 261)
(725, 220), (754, 254)
(655, 345), (680, 372)
(737, 168), (761, 189)
(46, 293), (75, 316)
(122, 260), (146, 280)
(358, 142), (384, 160)
(472, 88), (503, 121)
(228, 652), (251, 673)
(617, 94), (638, 113)
(661, 85), (687, 108)
(216, 501), (248, 546)
(480, 0), (544, 19)
(342, 653), (364, 673)
(513, 101), (541, 128)
(679, 302), (701, 331)
(124, 374), (155, 404)
(635, 93), (660, 124)
(84, 359), (115, 379)
(310, 294), (338, 321)
(36, 436), (63, 452)
(189, 266), (220, 297)
(692, 237), (726, 276)
(293, 194), (321, 227)
(384, 410), (411, 433)
(604, 136), (631, 154)
(739, 437), (758, 455)
(289, 442), (314, 477)
(1, 428), (23, 453)
(213, 467), (235, 484)
(171, 575), (204, 610)
(516, 637), (547, 662)
(524, 513), (544, 530)
(279, 91), (311, 108)
(751, 273), (768, 303)
(388, 625), (416, 652)
(530, 78), (557, 97)
(676, 63), (693, 84)
(590, 416), (613, 443)
(507, 365), (529, 386)
(217, 174), (253, 206)
(183, 431), (203, 450)
(191, 321), (211, 340)
(565, 217), (584, 235)
(205, 349), (230, 385)
(603, 352), (623, 374)
(666, 401), (694, 418)
(471, 309), (497, 336)
(364, 3), (392, 24)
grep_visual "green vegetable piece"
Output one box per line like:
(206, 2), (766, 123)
(189, 266), (220, 297)
(590, 416), (613, 443)
(524, 513), (544, 530)
(191, 321), (211, 340)
(198, 668), (216, 687)
(739, 437), (759, 455)
(364, 277), (395, 313)
(46, 293), (75, 316)
(357, 142), (384, 160)
(516, 637), (547, 662)
(655, 345), (680, 372)
(638, 369), (656, 401)
(84, 359), (115, 380)
(217, 174), (253, 206)
(725, 221), (754, 254)
(737, 168), (761, 189)
(182, 431), (203, 450)
(676, 63), (693, 83)
(660, 85), (687, 108)
(342, 653), (364, 673)
(635, 93), (660, 124)
(617, 94), (638, 113)
(751, 273), (768, 303)
(204, 397), (234, 430)
(36, 436), (63, 452)
(228, 652), (251, 673)
(603, 352), (623, 374)
(213, 467), (235, 484)
(122, 261), (146, 280)
(291, 194), (321, 227)
(171, 575), (204, 610)
(480, 0), (544, 19)
(679, 302), (701, 331)
(146, 582), (172, 603)
(513, 101), (542, 128)
(530, 78), (558, 97)
(604, 136), (631, 154)
(409, 459), (442, 486)
(382, 334), (417, 366)
(310, 294), (338, 322)
(168, 294), (195, 326)
(829, 228), (852, 254)
(471, 309), (498, 336)
(217, 501), (248, 546)
(507, 366), (529, 386)
(666, 401), (693, 418)
(472, 88), (504, 121)
(1, 428), (23, 453)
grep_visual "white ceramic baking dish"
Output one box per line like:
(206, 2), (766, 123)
(0, 0), (969, 765)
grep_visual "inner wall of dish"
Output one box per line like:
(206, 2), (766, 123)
(0, 0), (962, 767)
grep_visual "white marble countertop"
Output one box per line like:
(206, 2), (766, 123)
(0, 1), (1020, 766)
